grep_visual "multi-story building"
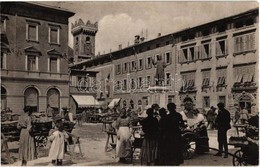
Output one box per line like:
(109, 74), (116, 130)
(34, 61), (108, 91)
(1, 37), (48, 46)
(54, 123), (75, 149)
(1, 2), (75, 114)
(70, 8), (259, 115)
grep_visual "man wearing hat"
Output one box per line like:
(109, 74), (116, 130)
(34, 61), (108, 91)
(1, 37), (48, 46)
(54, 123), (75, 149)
(62, 107), (74, 123)
(215, 102), (231, 158)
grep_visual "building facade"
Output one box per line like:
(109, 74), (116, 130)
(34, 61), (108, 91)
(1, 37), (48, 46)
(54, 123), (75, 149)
(71, 8), (259, 115)
(1, 2), (75, 113)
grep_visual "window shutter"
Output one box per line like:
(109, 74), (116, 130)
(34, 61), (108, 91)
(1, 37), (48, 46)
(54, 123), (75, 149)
(225, 39), (228, 55)
(250, 33), (255, 50)
(216, 41), (220, 57)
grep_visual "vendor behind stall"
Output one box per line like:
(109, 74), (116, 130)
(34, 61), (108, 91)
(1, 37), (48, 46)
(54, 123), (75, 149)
(61, 107), (74, 123)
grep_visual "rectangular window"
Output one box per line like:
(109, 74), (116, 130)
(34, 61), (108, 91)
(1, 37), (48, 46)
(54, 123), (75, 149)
(146, 75), (151, 87)
(123, 62), (128, 73)
(189, 47), (195, 61)
(146, 57), (152, 69)
(138, 59), (143, 70)
(26, 22), (39, 41)
(168, 95), (174, 103)
(202, 71), (210, 89)
(131, 60), (137, 72)
(203, 96), (210, 108)
(123, 79), (127, 90)
(27, 55), (36, 71)
(201, 43), (211, 59)
(233, 65), (255, 87)
(165, 52), (171, 64)
(166, 73), (171, 86)
(50, 57), (57, 73)
(216, 39), (228, 57)
(234, 33), (255, 53)
(219, 96), (226, 106)
(116, 64), (121, 75)
(28, 25), (36, 40)
(138, 77), (142, 88)
(1, 52), (6, 69)
(49, 26), (60, 44)
(216, 68), (227, 88)
(183, 48), (188, 61)
(115, 80), (121, 91)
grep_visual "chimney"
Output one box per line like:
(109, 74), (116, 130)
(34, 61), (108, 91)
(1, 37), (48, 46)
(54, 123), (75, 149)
(98, 52), (100, 56)
(118, 44), (122, 50)
(134, 35), (140, 44)
(158, 33), (161, 37)
(110, 49), (112, 53)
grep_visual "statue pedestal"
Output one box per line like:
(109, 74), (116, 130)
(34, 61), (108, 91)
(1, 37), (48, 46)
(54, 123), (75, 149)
(147, 86), (169, 108)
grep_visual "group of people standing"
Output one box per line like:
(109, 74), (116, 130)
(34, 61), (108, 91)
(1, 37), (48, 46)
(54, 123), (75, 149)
(112, 103), (186, 166)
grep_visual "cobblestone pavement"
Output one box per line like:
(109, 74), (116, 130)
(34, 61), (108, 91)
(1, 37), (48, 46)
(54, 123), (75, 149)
(3, 123), (242, 166)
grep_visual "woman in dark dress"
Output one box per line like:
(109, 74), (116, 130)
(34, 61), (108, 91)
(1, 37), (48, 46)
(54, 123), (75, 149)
(156, 107), (168, 165)
(163, 103), (185, 166)
(141, 108), (159, 165)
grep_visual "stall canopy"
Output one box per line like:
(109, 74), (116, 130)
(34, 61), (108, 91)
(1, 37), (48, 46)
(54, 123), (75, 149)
(72, 95), (100, 108)
(108, 98), (121, 109)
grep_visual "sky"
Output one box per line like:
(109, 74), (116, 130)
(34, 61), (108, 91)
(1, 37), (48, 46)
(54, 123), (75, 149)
(41, 1), (258, 55)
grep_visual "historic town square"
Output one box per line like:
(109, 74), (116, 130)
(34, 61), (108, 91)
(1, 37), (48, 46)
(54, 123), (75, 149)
(1, 1), (259, 166)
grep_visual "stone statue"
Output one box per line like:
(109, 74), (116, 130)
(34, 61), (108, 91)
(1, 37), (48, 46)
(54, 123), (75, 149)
(152, 55), (167, 86)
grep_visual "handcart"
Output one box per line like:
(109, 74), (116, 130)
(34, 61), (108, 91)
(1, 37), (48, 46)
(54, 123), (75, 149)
(229, 126), (259, 166)
(181, 122), (209, 160)
(32, 120), (53, 148)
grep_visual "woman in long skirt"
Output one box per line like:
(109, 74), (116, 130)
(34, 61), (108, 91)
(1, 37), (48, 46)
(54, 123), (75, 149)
(140, 108), (159, 165)
(17, 106), (36, 166)
(113, 108), (132, 163)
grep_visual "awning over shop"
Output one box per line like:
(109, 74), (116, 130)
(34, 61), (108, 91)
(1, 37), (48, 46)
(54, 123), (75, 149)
(72, 95), (100, 108)
(108, 98), (121, 109)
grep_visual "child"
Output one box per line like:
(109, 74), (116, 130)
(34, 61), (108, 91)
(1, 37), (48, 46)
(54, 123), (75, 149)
(48, 120), (69, 166)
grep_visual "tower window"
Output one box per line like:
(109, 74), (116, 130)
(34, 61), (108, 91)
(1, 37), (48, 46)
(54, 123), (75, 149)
(86, 36), (90, 43)
(76, 37), (79, 45)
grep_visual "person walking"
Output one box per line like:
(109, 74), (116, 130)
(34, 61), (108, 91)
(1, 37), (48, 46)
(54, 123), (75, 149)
(240, 106), (249, 124)
(48, 119), (69, 166)
(163, 103), (185, 166)
(140, 108), (159, 165)
(113, 108), (132, 163)
(215, 102), (231, 158)
(17, 106), (36, 166)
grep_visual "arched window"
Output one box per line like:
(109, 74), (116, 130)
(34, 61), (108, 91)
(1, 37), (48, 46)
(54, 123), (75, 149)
(1, 86), (7, 110)
(24, 87), (39, 112)
(130, 100), (134, 109)
(86, 36), (90, 43)
(47, 88), (60, 115)
(138, 100), (142, 106)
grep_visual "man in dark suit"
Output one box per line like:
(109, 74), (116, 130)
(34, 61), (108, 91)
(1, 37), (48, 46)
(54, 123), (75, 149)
(215, 102), (231, 158)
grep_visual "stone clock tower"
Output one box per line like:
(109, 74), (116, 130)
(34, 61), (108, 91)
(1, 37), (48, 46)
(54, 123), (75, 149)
(71, 19), (98, 63)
